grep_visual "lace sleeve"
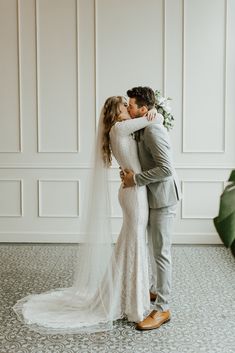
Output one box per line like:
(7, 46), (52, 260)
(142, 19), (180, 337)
(112, 114), (163, 136)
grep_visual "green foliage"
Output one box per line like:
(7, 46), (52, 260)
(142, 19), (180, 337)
(154, 90), (174, 131)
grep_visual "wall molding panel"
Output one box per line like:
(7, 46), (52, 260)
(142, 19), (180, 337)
(0, 179), (23, 217)
(95, 0), (165, 120)
(182, 0), (227, 154)
(36, 0), (80, 153)
(33, 0), (168, 126)
(0, 0), (22, 153)
(38, 179), (80, 218)
(181, 180), (224, 219)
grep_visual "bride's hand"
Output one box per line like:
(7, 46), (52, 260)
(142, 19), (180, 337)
(146, 108), (158, 121)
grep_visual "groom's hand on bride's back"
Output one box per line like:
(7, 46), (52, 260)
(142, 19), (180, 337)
(119, 167), (135, 188)
(122, 169), (136, 188)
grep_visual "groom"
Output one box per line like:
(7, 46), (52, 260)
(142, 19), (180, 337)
(122, 86), (181, 331)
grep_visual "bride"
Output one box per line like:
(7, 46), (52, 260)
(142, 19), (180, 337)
(13, 95), (163, 333)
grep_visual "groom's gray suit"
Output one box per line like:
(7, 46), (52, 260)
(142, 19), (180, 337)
(134, 123), (181, 312)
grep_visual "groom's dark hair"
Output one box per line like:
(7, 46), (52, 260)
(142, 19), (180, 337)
(127, 86), (155, 110)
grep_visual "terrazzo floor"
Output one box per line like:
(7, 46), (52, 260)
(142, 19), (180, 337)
(0, 244), (234, 353)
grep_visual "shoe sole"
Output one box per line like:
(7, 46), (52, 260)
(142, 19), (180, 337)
(135, 318), (171, 331)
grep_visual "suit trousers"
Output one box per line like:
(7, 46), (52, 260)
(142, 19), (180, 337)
(148, 204), (177, 312)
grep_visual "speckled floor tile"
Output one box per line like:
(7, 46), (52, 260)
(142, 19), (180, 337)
(0, 244), (234, 353)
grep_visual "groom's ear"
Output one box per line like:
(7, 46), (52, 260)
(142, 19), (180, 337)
(140, 106), (148, 115)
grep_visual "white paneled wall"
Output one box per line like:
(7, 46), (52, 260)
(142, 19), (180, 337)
(0, 0), (234, 243)
(0, 0), (21, 152)
(183, 0), (226, 153)
(36, 0), (79, 153)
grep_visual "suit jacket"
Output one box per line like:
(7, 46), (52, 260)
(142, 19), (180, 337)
(135, 124), (181, 209)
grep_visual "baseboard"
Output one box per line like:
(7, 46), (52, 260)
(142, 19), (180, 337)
(173, 233), (222, 244)
(0, 232), (222, 244)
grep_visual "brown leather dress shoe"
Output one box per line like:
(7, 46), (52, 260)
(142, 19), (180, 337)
(136, 310), (171, 331)
(150, 291), (157, 301)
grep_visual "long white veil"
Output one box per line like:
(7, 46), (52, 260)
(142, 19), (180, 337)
(13, 108), (117, 334)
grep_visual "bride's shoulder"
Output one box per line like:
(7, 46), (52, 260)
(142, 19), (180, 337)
(110, 121), (122, 134)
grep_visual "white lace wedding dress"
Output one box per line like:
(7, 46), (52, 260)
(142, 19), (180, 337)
(13, 117), (161, 333)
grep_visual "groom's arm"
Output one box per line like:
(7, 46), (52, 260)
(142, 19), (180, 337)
(122, 125), (172, 188)
(135, 125), (172, 186)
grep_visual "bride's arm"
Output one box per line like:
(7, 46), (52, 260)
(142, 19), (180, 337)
(112, 114), (164, 136)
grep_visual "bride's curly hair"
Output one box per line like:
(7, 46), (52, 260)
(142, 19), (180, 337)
(102, 96), (126, 167)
